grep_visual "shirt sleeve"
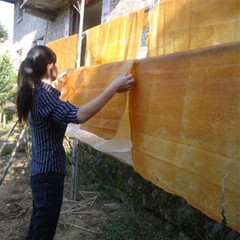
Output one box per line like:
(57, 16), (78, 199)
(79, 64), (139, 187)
(38, 91), (79, 125)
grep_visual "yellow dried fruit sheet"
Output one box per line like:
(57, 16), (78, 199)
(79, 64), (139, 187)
(147, 0), (240, 57)
(130, 42), (240, 232)
(60, 60), (134, 139)
(85, 8), (145, 66)
(47, 34), (78, 72)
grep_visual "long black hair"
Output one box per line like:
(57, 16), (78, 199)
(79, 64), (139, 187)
(16, 46), (57, 124)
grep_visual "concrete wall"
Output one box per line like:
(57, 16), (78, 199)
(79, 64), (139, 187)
(13, 0), (158, 59)
(45, 10), (71, 44)
(13, 1), (70, 58)
(76, 142), (240, 240)
(109, 0), (158, 21)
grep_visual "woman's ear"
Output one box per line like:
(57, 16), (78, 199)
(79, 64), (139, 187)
(47, 63), (53, 75)
(48, 63), (58, 81)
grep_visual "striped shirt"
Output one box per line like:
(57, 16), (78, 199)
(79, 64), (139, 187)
(29, 81), (79, 176)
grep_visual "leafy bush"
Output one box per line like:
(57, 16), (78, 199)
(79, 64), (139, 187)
(0, 24), (8, 42)
(0, 54), (17, 123)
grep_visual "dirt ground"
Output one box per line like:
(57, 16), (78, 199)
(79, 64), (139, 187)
(2, 124), (240, 240)
(0, 125), (130, 240)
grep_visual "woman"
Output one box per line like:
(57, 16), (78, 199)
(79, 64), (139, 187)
(16, 45), (134, 240)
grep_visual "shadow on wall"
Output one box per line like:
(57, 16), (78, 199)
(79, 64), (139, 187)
(110, 0), (121, 13)
(13, 6), (70, 59)
(13, 12), (46, 58)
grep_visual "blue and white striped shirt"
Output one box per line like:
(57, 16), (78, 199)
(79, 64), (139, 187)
(29, 81), (79, 176)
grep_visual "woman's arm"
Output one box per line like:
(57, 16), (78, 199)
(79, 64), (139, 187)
(77, 73), (134, 123)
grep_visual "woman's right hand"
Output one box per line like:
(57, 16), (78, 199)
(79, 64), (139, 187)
(77, 73), (134, 123)
(109, 73), (134, 93)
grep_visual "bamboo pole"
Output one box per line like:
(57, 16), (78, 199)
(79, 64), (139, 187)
(74, 141), (81, 201)
(70, 0), (86, 200)
(70, 138), (77, 199)
(70, 139), (82, 201)
(76, 0), (85, 68)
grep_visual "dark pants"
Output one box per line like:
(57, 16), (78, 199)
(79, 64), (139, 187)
(26, 173), (65, 240)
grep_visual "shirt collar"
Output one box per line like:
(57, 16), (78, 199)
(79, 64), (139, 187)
(38, 81), (60, 97)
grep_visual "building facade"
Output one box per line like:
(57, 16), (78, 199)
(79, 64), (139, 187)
(6, 0), (158, 59)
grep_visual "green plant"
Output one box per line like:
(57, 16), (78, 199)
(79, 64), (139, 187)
(2, 108), (15, 122)
(0, 54), (17, 123)
(101, 221), (136, 240)
(57, 221), (71, 230)
(0, 24), (8, 42)
(1, 144), (13, 156)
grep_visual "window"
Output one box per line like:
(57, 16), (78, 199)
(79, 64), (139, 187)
(33, 36), (45, 46)
(17, 48), (22, 56)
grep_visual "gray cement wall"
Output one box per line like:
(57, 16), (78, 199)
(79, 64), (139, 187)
(13, 0), (158, 59)
(108, 0), (157, 21)
(13, 1), (70, 58)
